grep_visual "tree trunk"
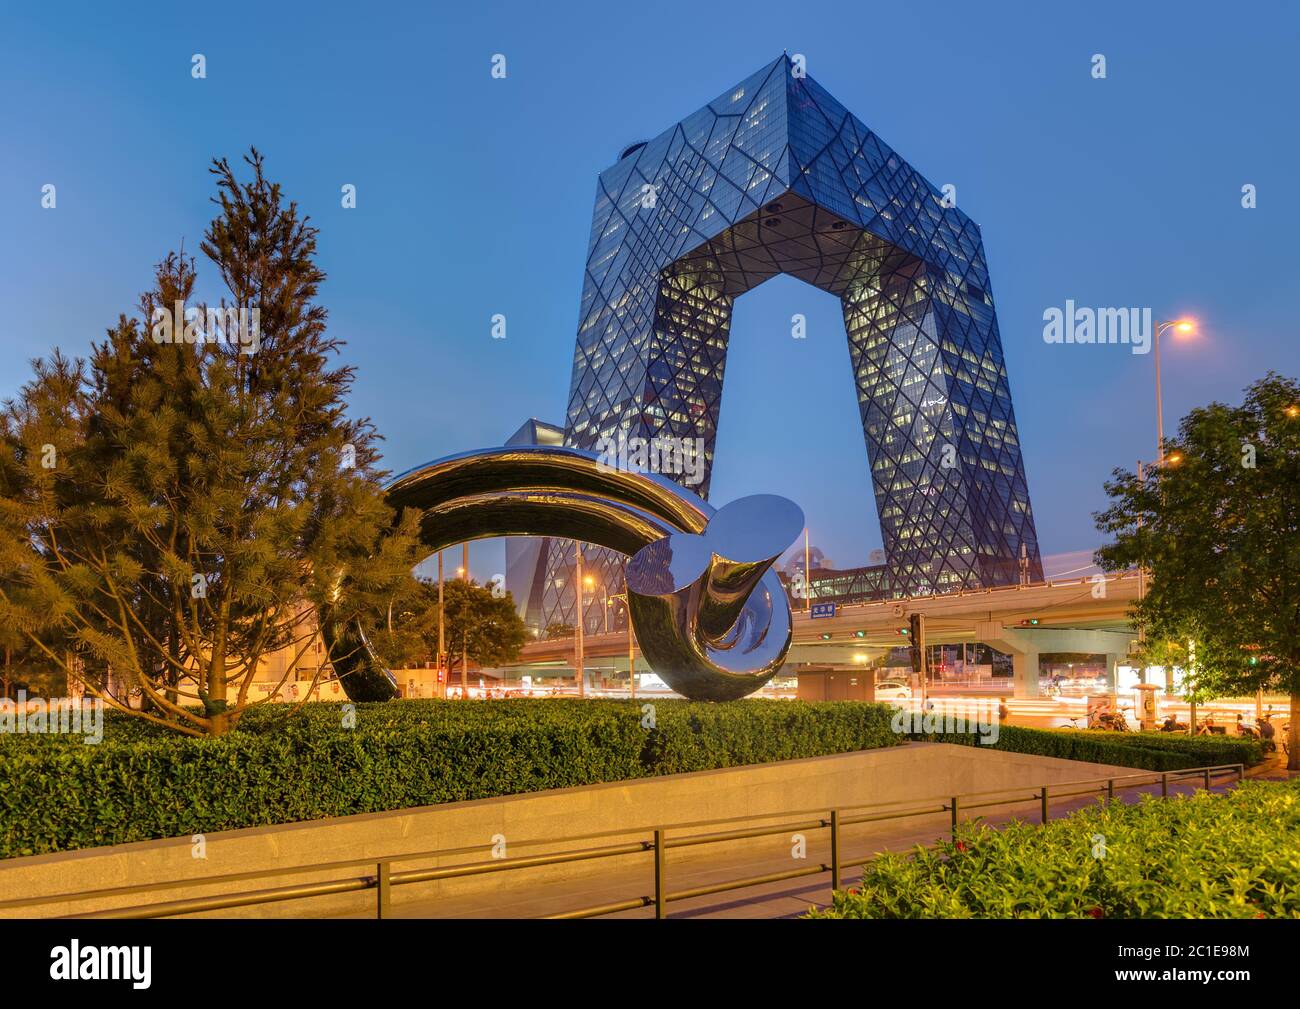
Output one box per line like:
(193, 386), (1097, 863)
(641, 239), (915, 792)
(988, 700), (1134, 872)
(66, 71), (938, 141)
(164, 636), (179, 707)
(1289, 689), (1299, 772)
(207, 641), (229, 737)
(205, 601), (232, 736)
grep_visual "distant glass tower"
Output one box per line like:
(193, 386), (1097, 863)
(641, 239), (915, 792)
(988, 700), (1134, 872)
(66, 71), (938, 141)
(544, 55), (1042, 633)
(503, 418), (566, 634)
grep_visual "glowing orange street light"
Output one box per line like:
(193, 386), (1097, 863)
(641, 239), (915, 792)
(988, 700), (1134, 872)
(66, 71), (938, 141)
(1286, 405), (1300, 419)
(1167, 452), (1183, 465)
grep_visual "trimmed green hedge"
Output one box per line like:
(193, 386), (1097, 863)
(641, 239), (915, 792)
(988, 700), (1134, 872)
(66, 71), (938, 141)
(1086, 730), (1264, 765)
(912, 724), (1262, 771)
(809, 778), (1300, 918)
(0, 699), (900, 859)
(1, 699), (1263, 861)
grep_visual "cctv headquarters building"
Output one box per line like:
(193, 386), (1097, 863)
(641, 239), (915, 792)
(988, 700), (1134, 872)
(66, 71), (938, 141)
(514, 55), (1042, 635)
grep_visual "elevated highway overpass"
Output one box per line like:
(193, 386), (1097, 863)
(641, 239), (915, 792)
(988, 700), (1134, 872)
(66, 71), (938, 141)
(506, 571), (1144, 698)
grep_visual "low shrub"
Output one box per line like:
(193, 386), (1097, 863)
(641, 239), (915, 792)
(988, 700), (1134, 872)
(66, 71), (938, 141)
(1089, 729), (1264, 766)
(911, 724), (1262, 771)
(808, 778), (1300, 918)
(0, 699), (900, 859)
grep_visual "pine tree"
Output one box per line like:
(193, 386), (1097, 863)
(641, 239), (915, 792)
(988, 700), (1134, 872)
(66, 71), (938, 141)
(0, 150), (420, 736)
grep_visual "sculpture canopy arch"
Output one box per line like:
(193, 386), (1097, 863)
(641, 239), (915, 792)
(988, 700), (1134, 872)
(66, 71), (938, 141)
(320, 447), (802, 703)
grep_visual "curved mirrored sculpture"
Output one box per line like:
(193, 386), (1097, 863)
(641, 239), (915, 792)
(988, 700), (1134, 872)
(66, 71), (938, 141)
(319, 446), (802, 702)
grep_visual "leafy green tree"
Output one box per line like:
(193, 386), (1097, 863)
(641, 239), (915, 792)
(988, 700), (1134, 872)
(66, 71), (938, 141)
(1095, 373), (1300, 768)
(397, 579), (528, 685)
(0, 150), (420, 736)
(363, 577), (438, 671)
(371, 578), (530, 694)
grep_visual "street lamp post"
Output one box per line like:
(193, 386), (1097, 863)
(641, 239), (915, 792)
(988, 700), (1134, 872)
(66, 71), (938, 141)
(1141, 315), (1194, 701)
(574, 545), (585, 698)
(611, 591), (635, 699)
(1136, 459), (1147, 687)
(437, 550), (445, 698)
(1153, 318), (1196, 464)
(803, 527), (811, 611)
(584, 574), (598, 684)
(460, 546), (469, 698)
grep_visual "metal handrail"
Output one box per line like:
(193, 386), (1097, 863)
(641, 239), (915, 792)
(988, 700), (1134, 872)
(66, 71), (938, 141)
(5, 759), (1244, 920)
(7, 764), (1227, 912)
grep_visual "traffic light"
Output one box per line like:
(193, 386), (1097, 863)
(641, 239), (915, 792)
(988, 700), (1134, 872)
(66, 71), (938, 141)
(1019, 618), (1040, 627)
(908, 613), (924, 674)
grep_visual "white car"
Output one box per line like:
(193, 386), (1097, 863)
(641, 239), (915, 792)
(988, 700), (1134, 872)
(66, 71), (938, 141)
(874, 679), (913, 701)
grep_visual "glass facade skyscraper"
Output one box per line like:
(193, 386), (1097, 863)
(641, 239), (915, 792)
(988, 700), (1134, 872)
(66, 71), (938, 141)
(543, 55), (1042, 633)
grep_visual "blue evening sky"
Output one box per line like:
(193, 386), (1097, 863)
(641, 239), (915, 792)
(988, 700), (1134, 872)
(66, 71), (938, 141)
(3, 0), (1298, 581)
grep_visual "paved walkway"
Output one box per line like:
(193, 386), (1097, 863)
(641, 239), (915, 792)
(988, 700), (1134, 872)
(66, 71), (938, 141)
(341, 768), (1268, 920)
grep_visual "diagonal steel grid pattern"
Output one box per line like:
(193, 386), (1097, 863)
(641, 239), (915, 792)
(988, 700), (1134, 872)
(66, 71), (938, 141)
(543, 55), (1042, 636)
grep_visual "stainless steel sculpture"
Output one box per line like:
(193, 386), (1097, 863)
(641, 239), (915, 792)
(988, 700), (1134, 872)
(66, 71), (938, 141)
(320, 446), (803, 702)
